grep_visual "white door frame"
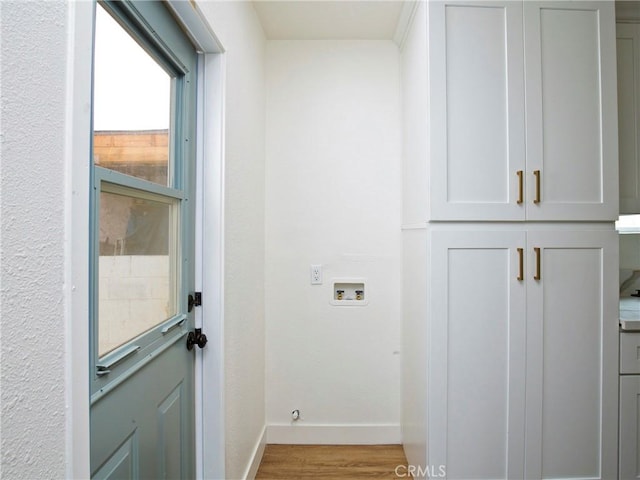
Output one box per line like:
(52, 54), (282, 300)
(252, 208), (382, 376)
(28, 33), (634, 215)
(192, 30), (227, 480)
(64, 1), (226, 477)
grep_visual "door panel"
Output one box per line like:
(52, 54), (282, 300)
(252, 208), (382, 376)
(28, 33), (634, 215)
(429, 1), (525, 221)
(525, 230), (618, 479)
(158, 383), (186, 479)
(91, 340), (194, 479)
(429, 230), (526, 478)
(541, 248), (600, 477)
(524, 2), (618, 220)
(92, 433), (138, 480)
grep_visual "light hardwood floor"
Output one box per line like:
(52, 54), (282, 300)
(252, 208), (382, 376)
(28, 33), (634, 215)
(255, 444), (411, 479)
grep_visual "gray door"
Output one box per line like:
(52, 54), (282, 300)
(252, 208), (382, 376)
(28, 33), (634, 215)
(89, 2), (199, 478)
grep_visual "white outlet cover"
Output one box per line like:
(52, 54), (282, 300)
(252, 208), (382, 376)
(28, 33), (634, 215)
(310, 264), (322, 285)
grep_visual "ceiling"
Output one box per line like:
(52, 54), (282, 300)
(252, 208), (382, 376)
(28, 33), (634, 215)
(252, 1), (410, 42)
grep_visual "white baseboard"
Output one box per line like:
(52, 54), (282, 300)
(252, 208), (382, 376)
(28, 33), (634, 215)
(244, 426), (267, 480)
(266, 424), (401, 445)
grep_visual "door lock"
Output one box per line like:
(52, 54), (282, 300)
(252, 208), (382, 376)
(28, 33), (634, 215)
(186, 328), (207, 350)
(188, 292), (202, 312)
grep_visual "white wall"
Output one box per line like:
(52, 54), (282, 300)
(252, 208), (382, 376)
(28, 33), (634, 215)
(621, 234), (640, 269)
(400, 1), (429, 473)
(264, 40), (403, 443)
(620, 234), (640, 294)
(0, 1), (70, 477)
(196, 3), (268, 478)
(401, 2), (429, 227)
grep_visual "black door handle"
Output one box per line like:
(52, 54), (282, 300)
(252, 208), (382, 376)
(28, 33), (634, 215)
(186, 328), (207, 350)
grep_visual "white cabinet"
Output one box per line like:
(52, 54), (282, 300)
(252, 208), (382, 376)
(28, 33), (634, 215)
(401, 1), (620, 478)
(619, 332), (640, 479)
(617, 23), (640, 214)
(524, 230), (618, 479)
(428, 2), (525, 221)
(620, 374), (640, 479)
(428, 1), (618, 222)
(428, 230), (526, 478)
(427, 228), (618, 479)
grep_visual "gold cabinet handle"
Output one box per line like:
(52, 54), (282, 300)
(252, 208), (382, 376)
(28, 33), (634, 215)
(517, 170), (523, 204)
(533, 170), (541, 204)
(517, 248), (524, 281)
(534, 247), (541, 280)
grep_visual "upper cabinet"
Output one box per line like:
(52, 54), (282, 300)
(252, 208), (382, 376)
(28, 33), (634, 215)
(428, 1), (619, 221)
(429, 1), (525, 221)
(617, 22), (640, 214)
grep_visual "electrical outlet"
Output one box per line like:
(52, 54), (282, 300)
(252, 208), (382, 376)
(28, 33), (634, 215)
(310, 264), (322, 285)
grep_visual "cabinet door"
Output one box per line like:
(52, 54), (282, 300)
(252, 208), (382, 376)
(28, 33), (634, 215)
(428, 230), (526, 478)
(428, 1), (526, 221)
(524, 2), (618, 221)
(620, 375), (640, 480)
(618, 23), (640, 215)
(525, 230), (618, 479)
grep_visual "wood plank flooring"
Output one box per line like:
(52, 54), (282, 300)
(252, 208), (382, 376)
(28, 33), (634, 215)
(255, 444), (411, 479)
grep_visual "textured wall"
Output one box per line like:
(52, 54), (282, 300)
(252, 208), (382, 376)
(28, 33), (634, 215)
(195, 2), (268, 479)
(264, 40), (402, 438)
(0, 1), (69, 477)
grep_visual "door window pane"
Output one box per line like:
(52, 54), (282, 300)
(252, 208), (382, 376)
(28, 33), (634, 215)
(98, 189), (178, 357)
(93, 5), (172, 185)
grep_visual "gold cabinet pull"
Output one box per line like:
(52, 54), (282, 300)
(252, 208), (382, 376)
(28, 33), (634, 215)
(533, 170), (541, 204)
(517, 248), (524, 281)
(534, 247), (541, 280)
(517, 170), (523, 204)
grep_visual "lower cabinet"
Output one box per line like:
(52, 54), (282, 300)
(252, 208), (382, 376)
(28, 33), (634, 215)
(620, 376), (640, 480)
(620, 333), (640, 480)
(427, 227), (618, 479)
